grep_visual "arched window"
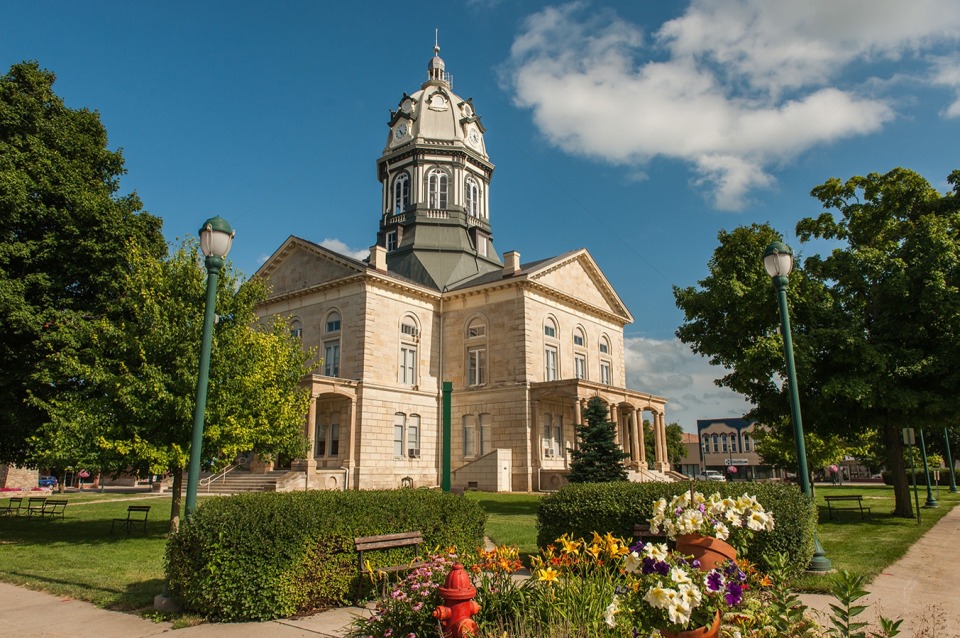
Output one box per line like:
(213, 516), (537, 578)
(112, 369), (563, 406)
(721, 433), (728, 452)
(323, 311), (341, 377)
(466, 317), (487, 386)
(543, 317), (559, 381)
(428, 169), (448, 209)
(701, 435), (710, 455)
(743, 434), (752, 452)
(465, 176), (480, 217)
(599, 335), (612, 385)
(393, 173), (410, 214)
(573, 327), (587, 380)
(399, 315), (419, 385)
(289, 319), (302, 339)
(712, 434), (719, 453)
(730, 434), (738, 453)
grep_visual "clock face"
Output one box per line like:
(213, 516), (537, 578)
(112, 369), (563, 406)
(394, 123), (408, 140)
(467, 129), (480, 147)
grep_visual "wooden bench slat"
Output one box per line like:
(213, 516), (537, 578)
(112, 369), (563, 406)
(356, 538), (422, 552)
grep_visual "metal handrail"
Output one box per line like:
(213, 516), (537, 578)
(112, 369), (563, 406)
(199, 464), (237, 492)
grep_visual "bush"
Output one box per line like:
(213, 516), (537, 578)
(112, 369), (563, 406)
(165, 489), (486, 621)
(536, 481), (815, 578)
(882, 468), (959, 487)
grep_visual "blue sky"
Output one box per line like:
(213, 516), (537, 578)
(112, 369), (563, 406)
(6, 1), (960, 432)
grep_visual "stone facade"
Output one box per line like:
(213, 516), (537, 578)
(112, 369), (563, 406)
(254, 45), (669, 492)
(0, 465), (38, 490)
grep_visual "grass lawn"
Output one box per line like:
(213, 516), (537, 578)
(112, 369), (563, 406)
(795, 483), (960, 593)
(1, 484), (956, 612)
(0, 493), (172, 611)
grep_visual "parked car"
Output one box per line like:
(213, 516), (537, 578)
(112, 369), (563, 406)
(38, 475), (58, 488)
(699, 470), (726, 481)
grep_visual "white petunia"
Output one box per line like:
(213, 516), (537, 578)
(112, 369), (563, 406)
(624, 551), (642, 573)
(604, 596), (619, 628)
(644, 543), (669, 560)
(644, 585), (675, 609)
(712, 521), (730, 541)
(670, 566), (692, 585)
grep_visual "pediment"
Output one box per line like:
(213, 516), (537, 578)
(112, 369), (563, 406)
(526, 250), (633, 323)
(255, 236), (367, 298)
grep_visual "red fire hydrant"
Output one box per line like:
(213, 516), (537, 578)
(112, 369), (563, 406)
(433, 563), (481, 638)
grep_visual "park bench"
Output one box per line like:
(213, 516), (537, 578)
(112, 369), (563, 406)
(25, 497), (47, 517)
(354, 531), (424, 597)
(824, 494), (871, 521)
(111, 505), (151, 534)
(37, 499), (68, 519)
(633, 523), (669, 547)
(1, 497), (24, 517)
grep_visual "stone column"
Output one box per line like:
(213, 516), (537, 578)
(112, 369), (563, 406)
(655, 412), (669, 472)
(636, 408), (647, 468)
(345, 396), (357, 489)
(629, 408), (641, 469)
(292, 394), (319, 481)
(610, 402), (619, 445)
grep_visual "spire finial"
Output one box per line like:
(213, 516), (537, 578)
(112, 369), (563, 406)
(434, 29), (440, 56)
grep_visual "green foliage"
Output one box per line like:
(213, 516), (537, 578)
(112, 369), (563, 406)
(567, 397), (629, 483)
(536, 481), (815, 579)
(643, 421), (687, 465)
(28, 238), (313, 525)
(0, 61), (164, 464)
(827, 571), (902, 638)
(164, 489), (486, 621)
(754, 426), (847, 474)
(675, 168), (960, 519)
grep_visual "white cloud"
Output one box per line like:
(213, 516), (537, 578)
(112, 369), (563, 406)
(506, 1), (960, 209)
(318, 238), (369, 261)
(624, 335), (750, 433)
(930, 54), (960, 118)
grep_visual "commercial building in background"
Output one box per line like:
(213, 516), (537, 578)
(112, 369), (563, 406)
(694, 418), (782, 480)
(254, 44), (672, 492)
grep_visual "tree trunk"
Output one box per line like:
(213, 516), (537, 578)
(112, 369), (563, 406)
(169, 468), (183, 533)
(884, 418), (914, 518)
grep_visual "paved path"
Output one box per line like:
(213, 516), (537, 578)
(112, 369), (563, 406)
(2, 501), (958, 637)
(799, 501), (960, 637)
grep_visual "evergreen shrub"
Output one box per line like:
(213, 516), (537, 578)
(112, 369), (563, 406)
(537, 480), (815, 578)
(165, 489), (486, 621)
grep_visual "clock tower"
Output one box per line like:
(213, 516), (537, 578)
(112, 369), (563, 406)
(376, 42), (501, 290)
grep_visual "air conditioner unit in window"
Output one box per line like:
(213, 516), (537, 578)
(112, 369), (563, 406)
(408, 449), (420, 458)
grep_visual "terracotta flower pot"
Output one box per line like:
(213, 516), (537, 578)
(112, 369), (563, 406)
(674, 534), (737, 572)
(660, 610), (721, 638)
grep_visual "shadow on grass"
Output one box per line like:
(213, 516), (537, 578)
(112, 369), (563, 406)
(0, 516), (169, 547)
(469, 497), (539, 517)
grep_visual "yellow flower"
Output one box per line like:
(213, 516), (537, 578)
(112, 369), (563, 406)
(559, 534), (581, 555)
(537, 567), (560, 583)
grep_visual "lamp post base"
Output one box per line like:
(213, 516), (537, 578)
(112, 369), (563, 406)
(806, 535), (833, 573)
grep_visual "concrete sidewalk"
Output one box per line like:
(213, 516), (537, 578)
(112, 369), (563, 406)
(799, 500), (960, 637)
(2, 502), (958, 637)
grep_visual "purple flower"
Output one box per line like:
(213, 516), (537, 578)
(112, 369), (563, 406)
(706, 570), (724, 592)
(641, 557), (657, 575)
(655, 560), (670, 576)
(629, 540), (646, 553)
(691, 559), (701, 569)
(724, 581), (743, 606)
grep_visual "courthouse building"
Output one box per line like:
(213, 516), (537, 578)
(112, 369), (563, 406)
(255, 44), (671, 492)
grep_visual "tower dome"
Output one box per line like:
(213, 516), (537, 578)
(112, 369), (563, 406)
(375, 41), (500, 290)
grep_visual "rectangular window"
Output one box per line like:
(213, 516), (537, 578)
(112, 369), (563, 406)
(315, 422), (327, 457)
(721, 436), (728, 453)
(400, 346), (417, 384)
(542, 416), (561, 458)
(330, 418), (340, 456)
(600, 361), (611, 385)
(574, 354), (586, 380)
(324, 342), (340, 377)
(544, 324), (556, 338)
(600, 341), (609, 354)
(386, 230), (398, 251)
(712, 435), (719, 453)
(468, 347), (486, 386)
(408, 415), (420, 458)
(730, 437), (737, 453)
(394, 414), (405, 457)
(477, 235), (488, 257)
(479, 413), (491, 456)
(463, 415), (476, 457)
(744, 435), (752, 452)
(545, 346), (558, 381)
(574, 334), (584, 346)
(326, 317), (341, 332)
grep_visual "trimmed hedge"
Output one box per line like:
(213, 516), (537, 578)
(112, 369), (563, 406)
(537, 481), (815, 578)
(165, 489), (486, 621)
(882, 468), (960, 487)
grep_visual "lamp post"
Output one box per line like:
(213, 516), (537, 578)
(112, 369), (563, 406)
(919, 429), (938, 508)
(763, 241), (832, 572)
(946, 428), (959, 493)
(184, 216), (235, 517)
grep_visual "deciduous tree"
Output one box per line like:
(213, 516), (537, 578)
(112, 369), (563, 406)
(0, 61), (164, 463)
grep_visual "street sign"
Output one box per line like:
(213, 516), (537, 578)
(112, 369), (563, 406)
(725, 458), (749, 466)
(902, 428), (916, 446)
